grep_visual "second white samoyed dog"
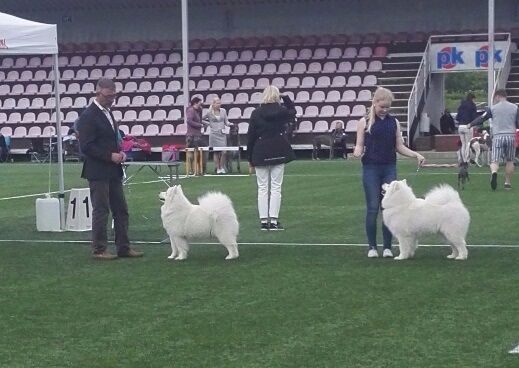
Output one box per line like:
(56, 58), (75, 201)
(159, 185), (239, 261)
(381, 179), (470, 260)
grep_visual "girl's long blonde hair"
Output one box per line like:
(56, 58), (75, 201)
(365, 87), (394, 133)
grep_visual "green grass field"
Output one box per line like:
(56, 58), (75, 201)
(1, 160), (518, 367)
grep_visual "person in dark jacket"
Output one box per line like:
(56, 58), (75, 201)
(440, 109), (456, 134)
(77, 78), (143, 260)
(247, 85), (296, 231)
(185, 97), (208, 175)
(456, 93), (478, 163)
(330, 120), (348, 158)
(0, 133), (8, 162)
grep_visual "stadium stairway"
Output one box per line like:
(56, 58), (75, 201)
(377, 51), (423, 136)
(506, 50), (519, 105)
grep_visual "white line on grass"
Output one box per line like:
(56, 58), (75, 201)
(0, 239), (517, 248)
(509, 344), (519, 354)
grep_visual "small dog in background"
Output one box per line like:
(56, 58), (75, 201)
(312, 135), (331, 160)
(458, 161), (469, 190)
(469, 130), (491, 167)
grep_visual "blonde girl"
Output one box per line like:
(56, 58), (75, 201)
(353, 87), (425, 258)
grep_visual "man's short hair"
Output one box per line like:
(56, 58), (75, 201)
(96, 77), (116, 91)
(494, 89), (507, 99)
(466, 92), (476, 100)
(190, 97), (202, 105)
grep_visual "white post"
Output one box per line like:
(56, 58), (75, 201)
(488, 0), (495, 108)
(181, 0), (190, 122)
(52, 53), (66, 230)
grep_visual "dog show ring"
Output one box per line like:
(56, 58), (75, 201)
(122, 161), (181, 186)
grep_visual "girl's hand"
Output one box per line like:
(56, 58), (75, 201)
(353, 145), (363, 158)
(416, 153), (425, 166)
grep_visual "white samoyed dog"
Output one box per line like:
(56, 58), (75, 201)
(381, 179), (470, 260)
(159, 185), (239, 261)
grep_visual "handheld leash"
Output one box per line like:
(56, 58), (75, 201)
(404, 162), (423, 188)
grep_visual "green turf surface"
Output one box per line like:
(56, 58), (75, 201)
(0, 160), (518, 367)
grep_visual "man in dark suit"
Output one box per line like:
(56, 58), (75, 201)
(77, 78), (143, 260)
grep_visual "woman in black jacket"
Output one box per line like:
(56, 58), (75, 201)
(247, 85), (296, 231)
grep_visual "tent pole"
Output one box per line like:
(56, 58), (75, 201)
(488, 0), (495, 108)
(181, 0), (189, 121)
(52, 53), (66, 230)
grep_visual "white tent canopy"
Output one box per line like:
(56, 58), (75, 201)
(0, 11), (66, 229)
(0, 12), (57, 54)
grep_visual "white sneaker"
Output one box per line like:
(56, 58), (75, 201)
(367, 249), (379, 258)
(383, 249), (394, 258)
(220, 168), (226, 174)
(216, 169), (222, 174)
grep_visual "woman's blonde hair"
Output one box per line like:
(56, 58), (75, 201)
(209, 96), (221, 114)
(365, 87), (394, 133)
(261, 85), (281, 104)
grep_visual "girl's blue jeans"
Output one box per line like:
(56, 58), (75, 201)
(362, 164), (397, 249)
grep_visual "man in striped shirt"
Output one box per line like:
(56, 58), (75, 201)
(468, 90), (519, 191)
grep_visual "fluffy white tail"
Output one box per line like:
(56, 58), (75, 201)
(424, 184), (461, 206)
(198, 192), (237, 220)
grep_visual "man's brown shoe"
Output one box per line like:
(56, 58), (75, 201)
(92, 251), (118, 260)
(118, 249), (144, 258)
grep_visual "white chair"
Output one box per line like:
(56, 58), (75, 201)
(347, 75), (362, 87)
(130, 125), (144, 136)
(159, 124), (175, 136)
(295, 91), (310, 103)
(293, 63), (307, 74)
(144, 124), (159, 136)
(325, 90), (341, 103)
(297, 120), (313, 133)
(301, 76), (315, 88)
(351, 105), (367, 117)
(248, 64), (262, 75)
(353, 61), (367, 72)
(13, 126), (27, 138)
(173, 124), (187, 136)
(137, 110), (152, 122)
(345, 120), (359, 133)
(321, 105), (335, 117)
(152, 109), (167, 122)
(342, 90), (357, 102)
(304, 106), (319, 118)
(158, 66), (173, 78)
(357, 90), (372, 102)
(336, 105), (351, 117)
(212, 79), (226, 90)
(310, 91), (325, 103)
(363, 75), (377, 86)
(316, 76), (331, 88)
(313, 120), (329, 133)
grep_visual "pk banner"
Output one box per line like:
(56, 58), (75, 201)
(430, 41), (507, 72)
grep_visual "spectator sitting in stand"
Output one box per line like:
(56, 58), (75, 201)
(330, 120), (348, 159)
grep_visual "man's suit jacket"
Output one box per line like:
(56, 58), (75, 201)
(77, 102), (123, 181)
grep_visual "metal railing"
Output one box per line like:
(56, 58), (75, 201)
(406, 39), (430, 142)
(493, 33), (512, 95)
